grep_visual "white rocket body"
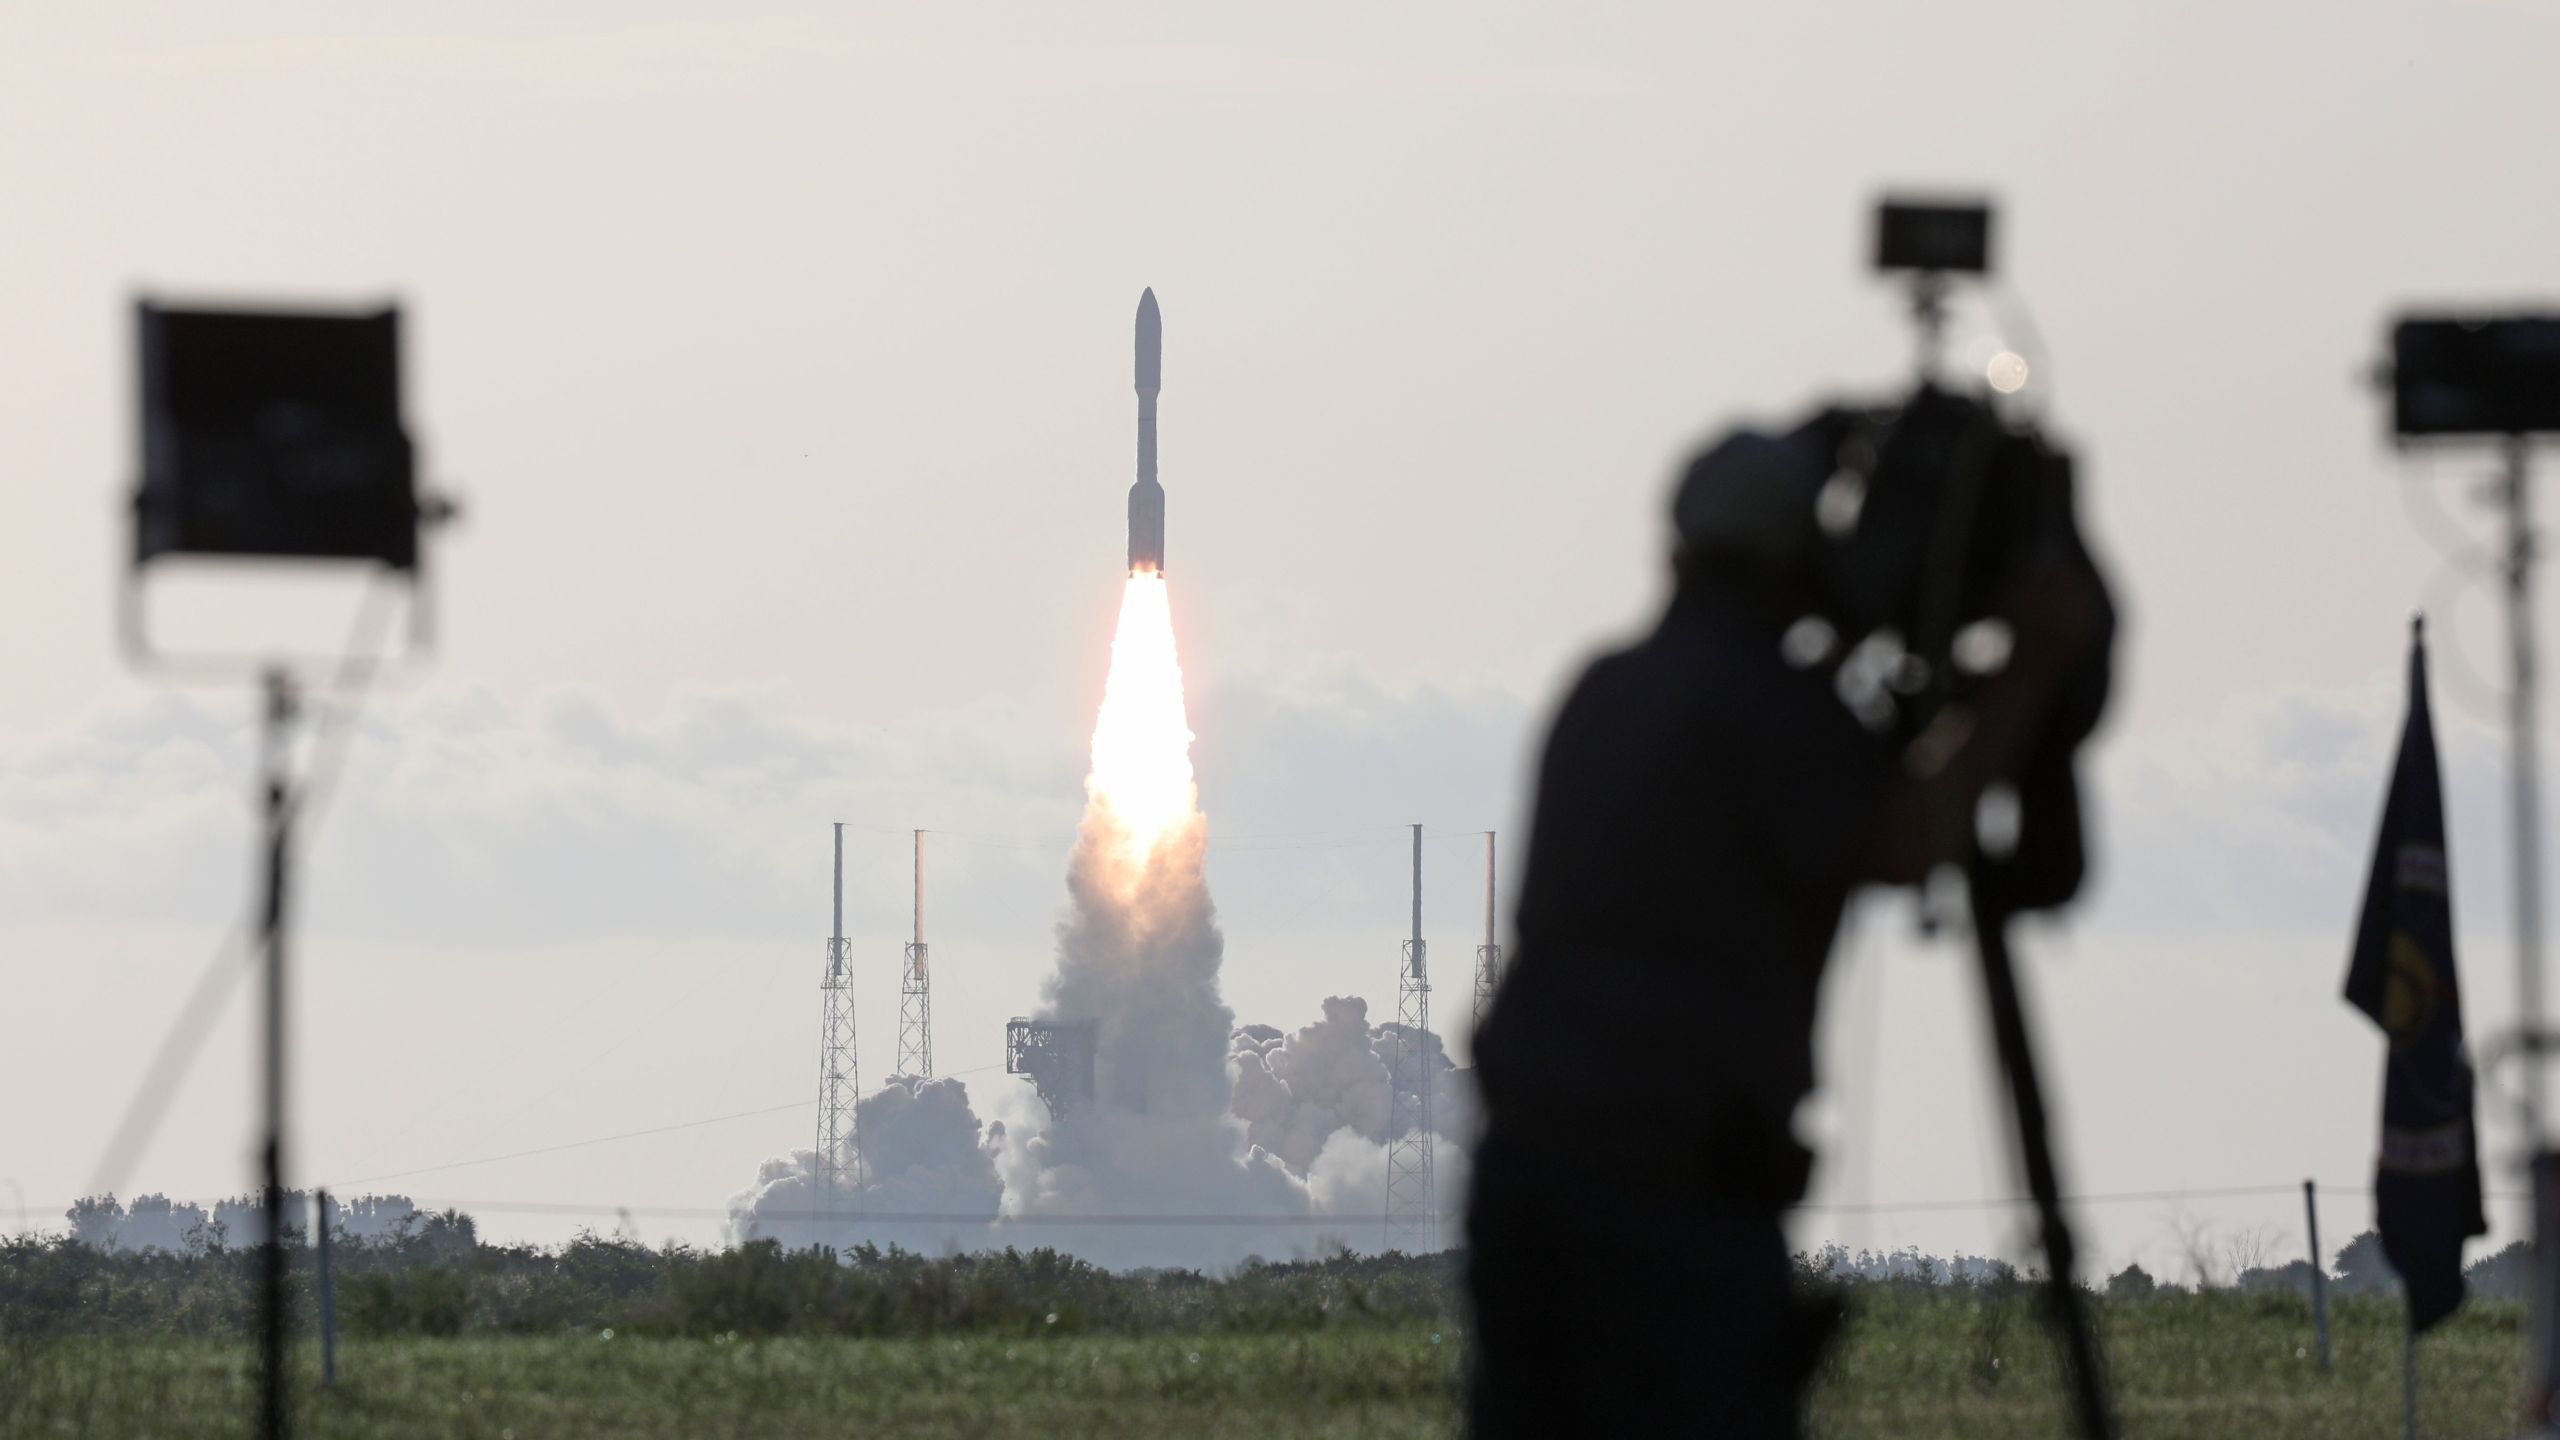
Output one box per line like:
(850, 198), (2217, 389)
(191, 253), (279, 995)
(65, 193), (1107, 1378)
(1128, 288), (1165, 575)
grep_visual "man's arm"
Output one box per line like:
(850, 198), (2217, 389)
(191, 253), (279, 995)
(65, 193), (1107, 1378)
(1850, 554), (2106, 886)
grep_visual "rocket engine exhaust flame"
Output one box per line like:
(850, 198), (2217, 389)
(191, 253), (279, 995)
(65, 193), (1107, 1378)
(1088, 573), (1197, 874)
(729, 287), (1474, 1269)
(733, 568), (1477, 1267)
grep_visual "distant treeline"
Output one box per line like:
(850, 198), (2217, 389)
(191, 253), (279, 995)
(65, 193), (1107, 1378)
(61, 1190), (426, 1253)
(10, 1200), (2529, 1345)
(1800, 1234), (2531, 1306)
(3, 1219), (1457, 1342)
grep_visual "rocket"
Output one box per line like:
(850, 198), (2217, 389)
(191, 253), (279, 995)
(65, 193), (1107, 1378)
(1128, 288), (1165, 575)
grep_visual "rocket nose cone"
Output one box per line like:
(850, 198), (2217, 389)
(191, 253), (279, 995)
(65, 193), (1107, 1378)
(1135, 289), (1162, 392)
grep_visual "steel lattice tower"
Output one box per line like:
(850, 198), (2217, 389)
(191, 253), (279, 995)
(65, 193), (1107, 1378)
(1383, 822), (1437, 1253)
(898, 829), (932, 1079)
(1473, 830), (1500, 1034)
(1006, 1017), (1097, 1120)
(815, 823), (863, 1215)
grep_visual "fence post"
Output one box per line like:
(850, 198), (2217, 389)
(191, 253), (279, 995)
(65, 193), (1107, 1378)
(315, 1187), (338, 1388)
(2305, 1178), (2331, 1372)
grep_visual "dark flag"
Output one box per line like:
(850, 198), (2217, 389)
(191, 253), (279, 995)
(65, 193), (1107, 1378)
(2343, 616), (2488, 1332)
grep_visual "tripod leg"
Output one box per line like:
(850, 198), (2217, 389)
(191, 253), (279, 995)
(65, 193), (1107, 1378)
(1970, 873), (2116, 1439)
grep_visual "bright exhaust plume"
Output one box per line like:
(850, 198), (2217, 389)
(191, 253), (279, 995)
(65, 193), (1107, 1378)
(1088, 573), (1197, 872)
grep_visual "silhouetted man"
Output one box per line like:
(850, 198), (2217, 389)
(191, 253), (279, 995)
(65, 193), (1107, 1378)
(1466, 430), (2105, 1436)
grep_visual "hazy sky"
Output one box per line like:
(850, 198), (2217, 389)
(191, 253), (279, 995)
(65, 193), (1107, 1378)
(7, 1), (2560, 1280)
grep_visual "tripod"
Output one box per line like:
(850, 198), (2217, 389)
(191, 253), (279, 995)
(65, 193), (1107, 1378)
(1884, 352), (2115, 1437)
(1967, 871), (2116, 1438)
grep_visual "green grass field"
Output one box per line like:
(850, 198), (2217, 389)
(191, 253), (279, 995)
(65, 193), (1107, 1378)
(2, 1292), (2526, 1437)
(1816, 1289), (2521, 1439)
(5, 1331), (1459, 1439)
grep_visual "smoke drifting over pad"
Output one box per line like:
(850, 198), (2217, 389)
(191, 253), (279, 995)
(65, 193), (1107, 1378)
(1231, 996), (1471, 1179)
(726, 1075), (1003, 1252)
(728, 306), (1470, 1267)
(986, 571), (1303, 1265)
(982, 573), (1473, 1266)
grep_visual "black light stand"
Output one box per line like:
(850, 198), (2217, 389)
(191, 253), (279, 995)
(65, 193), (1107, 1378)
(125, 298), (447, 1440)
(256, 667), (295, 1440)
(2385, 313), (2560, 1431)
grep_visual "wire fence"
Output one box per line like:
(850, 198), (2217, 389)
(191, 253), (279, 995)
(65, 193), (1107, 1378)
(32, 1178), (2530, 1234)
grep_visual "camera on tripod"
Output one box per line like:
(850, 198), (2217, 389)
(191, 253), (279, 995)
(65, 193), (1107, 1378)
(1663, 194), (2122, 1434)
(1796, 197), (2115, 910)
(1876, 198), (1992, 276)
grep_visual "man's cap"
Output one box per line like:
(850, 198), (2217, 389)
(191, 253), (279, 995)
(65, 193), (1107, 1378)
(1671, 428), (1827, 571)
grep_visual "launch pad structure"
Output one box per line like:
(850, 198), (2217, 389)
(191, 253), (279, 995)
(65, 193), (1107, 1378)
(816, 823), (865, 1209)
(1007, 1017), (1098, 1121)
(899, 830), (932, 1079)
(1383, 823), (1438, 1253)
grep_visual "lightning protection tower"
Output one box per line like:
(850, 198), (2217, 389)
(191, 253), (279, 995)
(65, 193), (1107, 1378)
(815, 823), (863, 1215)
(1383, 822), (1437, 1253)
(1473, 831), (1500, 1033)
(898, 830), (932, 1078)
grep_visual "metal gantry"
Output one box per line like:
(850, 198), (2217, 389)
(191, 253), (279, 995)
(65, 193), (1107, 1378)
(1006, 1017), (1097, 1121)
(815, 823), (863, 1212)
(1472, 830), (1500, 1034)
(898, 830), (933, 1079)
(1383, 822), (1437, 1253)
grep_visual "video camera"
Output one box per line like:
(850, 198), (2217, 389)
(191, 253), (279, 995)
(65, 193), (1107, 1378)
(1794, 199), (2116, 912)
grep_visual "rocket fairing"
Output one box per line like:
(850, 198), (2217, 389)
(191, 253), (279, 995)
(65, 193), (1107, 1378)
(1128, 288), (1166, 575)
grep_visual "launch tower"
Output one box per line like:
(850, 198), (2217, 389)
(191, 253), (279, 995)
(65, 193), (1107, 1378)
(1006, 1018), (1098, 1121)
(898, 830), (932, 1078)
(815, 823), (864, 1208)
(1383, 823), (1438, 1252)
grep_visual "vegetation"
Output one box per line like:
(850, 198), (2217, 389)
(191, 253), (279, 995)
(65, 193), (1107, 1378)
(1814, 1276), (2520, 1438)
(2, 1333), (1460, 1440)
(0, 1226), (1452, 1343)
(0, 1230), (2531, 1436)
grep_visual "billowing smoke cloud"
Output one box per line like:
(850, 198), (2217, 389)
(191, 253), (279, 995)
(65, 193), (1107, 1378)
(1230, 999), (1391, 1174)
(726, 1074), (1003, 1253)
(1230, 998), (1470, 1172)
(1228, 996), (1473, 1229)
(985, 805), (1309, 1267)
(732, 577), (1470, 1265)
